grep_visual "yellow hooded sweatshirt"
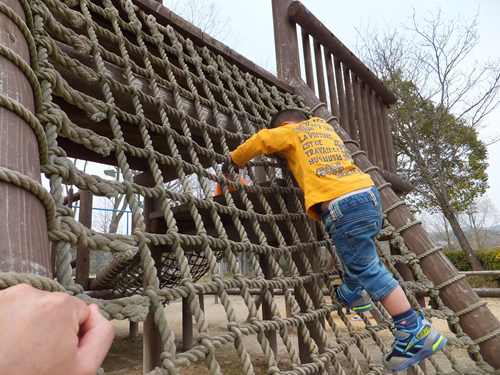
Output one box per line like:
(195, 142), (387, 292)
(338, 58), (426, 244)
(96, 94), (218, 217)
(231, 117), (374, 221)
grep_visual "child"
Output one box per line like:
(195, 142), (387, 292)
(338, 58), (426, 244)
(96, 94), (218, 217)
(214, 162), (249, 196)
(230, 109), (446, 371)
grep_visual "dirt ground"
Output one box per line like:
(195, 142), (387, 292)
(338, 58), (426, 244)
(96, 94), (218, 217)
(102, 296), (500, 375)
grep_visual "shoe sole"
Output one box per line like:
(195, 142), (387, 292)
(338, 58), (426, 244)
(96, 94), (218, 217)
(383, 334), (448, 372)
(351, 303), (372, 313)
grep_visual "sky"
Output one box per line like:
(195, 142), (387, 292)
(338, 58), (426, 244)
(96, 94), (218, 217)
(190, 0), (500, 213)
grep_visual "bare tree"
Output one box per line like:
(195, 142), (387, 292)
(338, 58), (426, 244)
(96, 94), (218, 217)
(162, 0), (240, 48)
(459, 196), (500, 250)
(356, 9), (500, 270)
(419, 212), (458, 251)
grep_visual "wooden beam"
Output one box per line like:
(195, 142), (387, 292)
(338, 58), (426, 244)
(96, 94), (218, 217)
(378, 169), (413, 195)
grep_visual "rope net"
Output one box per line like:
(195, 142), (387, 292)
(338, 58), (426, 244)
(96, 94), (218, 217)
(0, 0), (499, 373)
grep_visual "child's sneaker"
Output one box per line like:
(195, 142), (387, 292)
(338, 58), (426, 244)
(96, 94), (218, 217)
(335, 283), (372, 313)
(383, 310), (447, 371)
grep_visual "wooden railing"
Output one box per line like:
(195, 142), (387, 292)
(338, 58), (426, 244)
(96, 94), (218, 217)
(280, 1), (400, 178)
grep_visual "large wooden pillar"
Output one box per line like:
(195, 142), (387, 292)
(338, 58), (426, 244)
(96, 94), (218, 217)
(0, 0), (51, 277)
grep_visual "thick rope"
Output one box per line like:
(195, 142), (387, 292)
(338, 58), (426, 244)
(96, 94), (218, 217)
(2, 0), (497, 374)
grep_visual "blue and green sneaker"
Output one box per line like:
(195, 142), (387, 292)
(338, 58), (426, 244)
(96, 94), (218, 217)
(383, 310), (447, 371)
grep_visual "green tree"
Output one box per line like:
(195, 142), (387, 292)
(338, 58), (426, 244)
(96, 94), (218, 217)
(357, 10), (500, 270)
(389, 76), (488, 269)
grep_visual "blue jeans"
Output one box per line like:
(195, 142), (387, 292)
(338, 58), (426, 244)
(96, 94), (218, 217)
(321, 186), (398, 301)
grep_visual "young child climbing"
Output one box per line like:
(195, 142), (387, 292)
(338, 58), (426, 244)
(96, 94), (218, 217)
(229, 109), (447, 371)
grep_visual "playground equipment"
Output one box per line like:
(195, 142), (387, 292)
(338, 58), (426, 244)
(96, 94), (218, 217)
(1, 0), (500, 374)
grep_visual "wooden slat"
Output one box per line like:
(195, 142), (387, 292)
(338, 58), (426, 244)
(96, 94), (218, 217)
(287, 1), (397, 104)
(272, 0), (301, 81)
(351, 74), (367, 151)
(373, 93), (388, 170)
(301, 30), (315, 92)
(334, 58), (348, 133)
(379, 99), (397, 173)
(143, 196), (163, 372)
(343, 66), (357, 140)
(324, 51), (339, 118)
(367, 89), (383, 167)
(313, 39), (327, 104)
(359, 80), (374, 162)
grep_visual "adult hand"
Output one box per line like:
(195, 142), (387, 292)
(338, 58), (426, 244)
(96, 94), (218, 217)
(0, 284), (114, 375)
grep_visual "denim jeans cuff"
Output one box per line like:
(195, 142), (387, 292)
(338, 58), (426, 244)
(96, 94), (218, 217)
(371, 278), (399, 302)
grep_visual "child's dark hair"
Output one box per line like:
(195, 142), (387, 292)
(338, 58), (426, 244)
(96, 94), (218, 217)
(222, 162), (239, 174)
(270, 109), (308, 128)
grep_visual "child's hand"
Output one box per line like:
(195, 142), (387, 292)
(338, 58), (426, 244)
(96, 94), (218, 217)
(228, 152), (245, 169)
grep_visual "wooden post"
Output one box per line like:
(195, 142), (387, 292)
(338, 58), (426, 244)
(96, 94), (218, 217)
(129, 321), (139, 338)
(254, 154), (277, 355)
(75, 191), (92, 290)
(199, 293), (205, 312)
(272, 0), (301, 81)
(285, 298), (293, 332)
(286, 183), (326, 374)
(143, 196), (163, 371)
(260, 254), (277, 356)
(0, 0), (51, 277)
(182, 297), (193, 351)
